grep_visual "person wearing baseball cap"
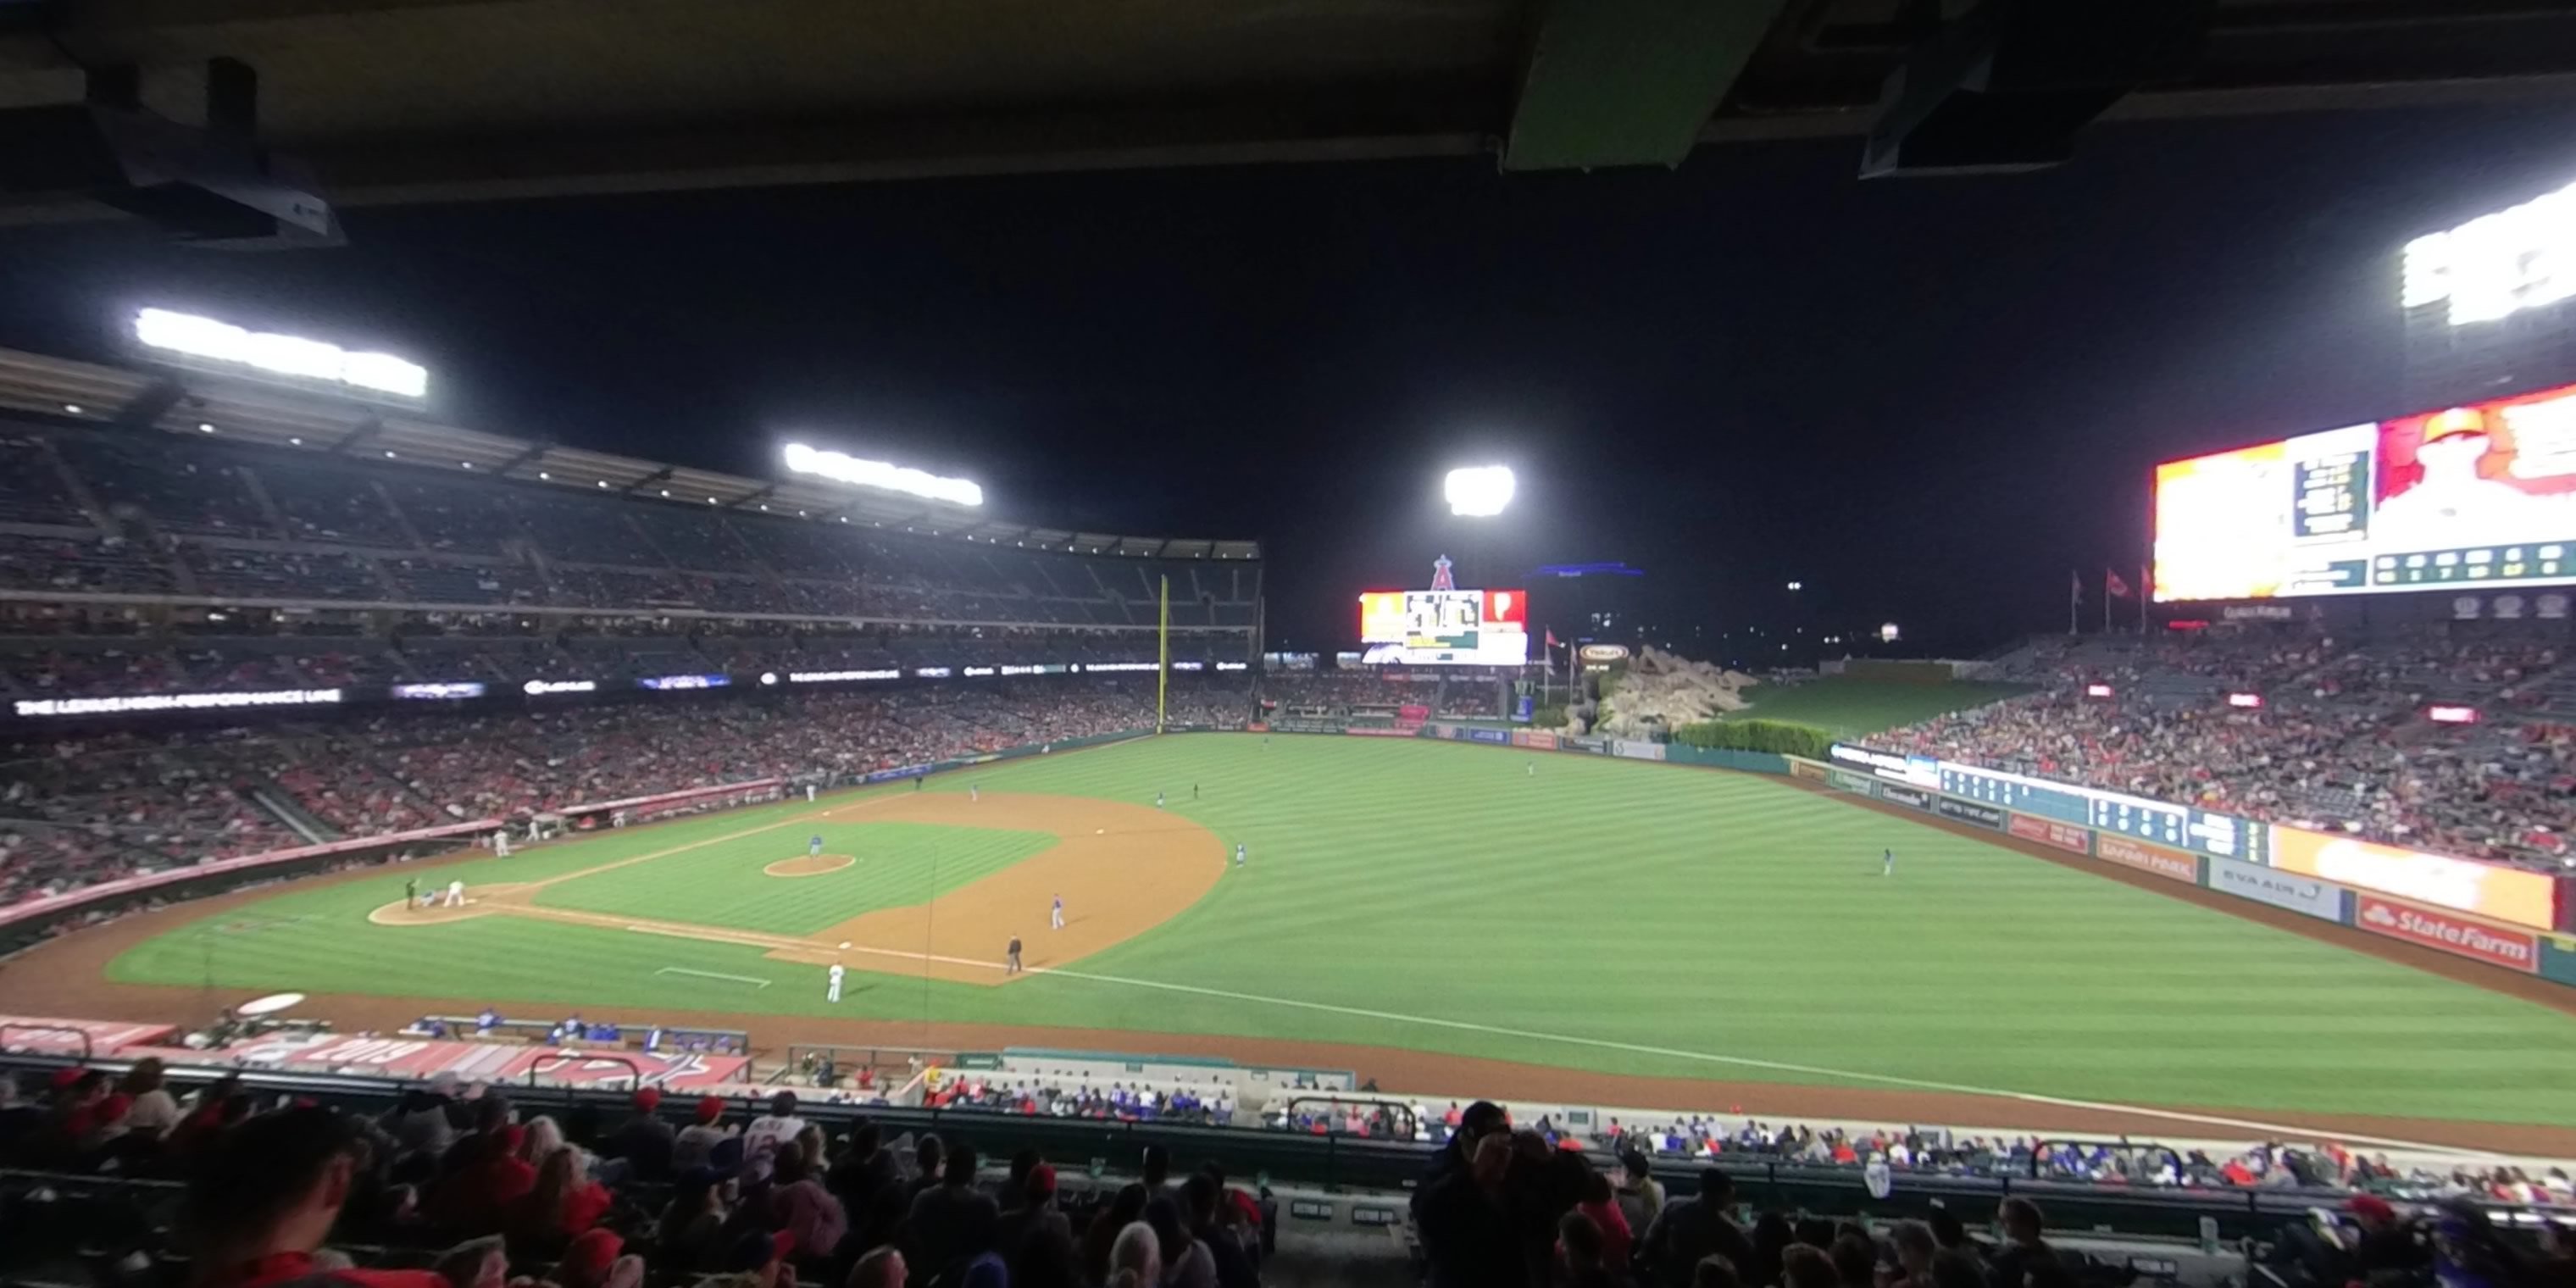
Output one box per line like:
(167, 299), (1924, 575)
(188, 1106), (447, 1288)
(553, 1229), (641, 1288)
(600, 1086), (675, 1182)
(673, 1096), (732, 1174)
(2346, 1195), (2429, 1276)
(996, 1161), (1075, 1285)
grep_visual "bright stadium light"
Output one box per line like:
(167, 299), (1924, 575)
(1445, 465), (1515, 517)
(1879, 622), (1901, 643)
(2404, 177), (2576, 325)
(132, 308), (428, 399)
(782, 441), (983, 508)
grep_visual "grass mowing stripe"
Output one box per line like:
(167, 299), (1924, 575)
(110, 733), (2576, 1124)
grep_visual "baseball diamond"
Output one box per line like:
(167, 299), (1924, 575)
(10, 732), (2575, 1154)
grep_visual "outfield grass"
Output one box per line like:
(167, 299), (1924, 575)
(1723, 676), (2031, 736)
(110, 735), (2576, 1125)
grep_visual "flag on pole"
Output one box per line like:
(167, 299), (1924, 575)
(1545, 629), (1558, 648)
(2068, 570), (2081, 636)
(2106, 569), (2133, 598)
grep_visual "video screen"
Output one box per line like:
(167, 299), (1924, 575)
(1357, 588), (1529, 665)
(2153, 380), (2576, 601)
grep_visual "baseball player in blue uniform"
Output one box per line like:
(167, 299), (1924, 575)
(809, 834), (824, 858)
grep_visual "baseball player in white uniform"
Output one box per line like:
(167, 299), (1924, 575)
(443, 879), (465, 908)
(827, 962), (845, 1002)
(1050, 895), (1064, 930)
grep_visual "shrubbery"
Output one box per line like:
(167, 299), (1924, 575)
(1669, 717), (1833, 759)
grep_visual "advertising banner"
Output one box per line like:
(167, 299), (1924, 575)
(0, 1015), (178, 1056)
(1344, 726), (1421, 737)
(1829, 744), (1940, 789)
(1827, 769), (1876, 796)
(1610, 739), (1667, 762)
(1568, 736), (1608, 755)
(1788, 757), (1829, 782)
(1875, 784), (1931, 811)
(1935, 797), (2005, 830)
(120, 1033), (756, 1089)
(2355, 895), (2539, 974)
(2007, 812), (2092, 855)
(2207, 855), (2344, 923)
(1511, 730), (1560, 751)
(2096, 834), (2201, 884)
(1468, 728), (1510, 745)
(2271, 827), (2557, 930)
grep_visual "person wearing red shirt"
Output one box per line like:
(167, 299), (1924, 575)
(514, 1146), (613, 1243)
(187, 1106), (446, 1288)
(434, 1124), (536, 1235)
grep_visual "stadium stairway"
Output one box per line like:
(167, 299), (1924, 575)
(241, 776), (336, 846)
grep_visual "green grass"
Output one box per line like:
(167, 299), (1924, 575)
(1723, 676), (2031, 736)
(534, 822), (1052, 935)
(108, 735), (2576, 1126)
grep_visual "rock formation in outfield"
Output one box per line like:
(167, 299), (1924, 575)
(1596, 647), (1759, 739)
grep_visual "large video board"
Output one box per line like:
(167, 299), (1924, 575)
(1357, 589), (1529, 666)
(2154, 380), (2576, 601)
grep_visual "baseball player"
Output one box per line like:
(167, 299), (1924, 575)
(1192, 783), (1200, 801)
(1006, 935), (1024, 974)
(444, 879), (466, 908)
(1883, 848), (1896, 877)
(492, 830), (510, 858)
(1527, 761), (1535, 777)
(808, 833), (824, 858)
(805, 782), (817, 802)
(1154, 791), (1164, 809)
(1235, 843), (1246, 869)
(970, 784), (980, 802)
(404, 877), (419, 907)
(827, 962), (845, 1002)
(1050, 894), (1065, 930)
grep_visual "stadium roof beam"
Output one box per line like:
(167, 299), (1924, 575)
(727, 482), (779, 510)
(493, 440), (552, 479)
(619, 465), (676, 496)
(1502, 0), (1788, 172)
(114, 376), (186, 430)
(327, 418), (384, 455)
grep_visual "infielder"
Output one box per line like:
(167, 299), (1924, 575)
(1234, 843), (1246, 869)
(826, 962), (845, 1002)
(1050, 894), (1065, 930)
(1006, 935), (1024, 974)
(970, 784), (980, 802)
(808, 833), (824, 858)
(1154, 791), (1164, 809)
(443, 879), (466, 908)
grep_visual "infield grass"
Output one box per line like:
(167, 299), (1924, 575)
(110, 734), (2576, 1127)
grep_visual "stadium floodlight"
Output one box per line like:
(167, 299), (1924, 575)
(782, 441), (983, 508)
(1444, 465), (1515, 517)
(1879, 622), (1901, 643)
(2403, 177), (2576, 325)
(1786, 580), (1803, 591)
(132, 308), (428, 400)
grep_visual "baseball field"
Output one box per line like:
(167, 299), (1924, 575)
(16, 733), (2576, 1149)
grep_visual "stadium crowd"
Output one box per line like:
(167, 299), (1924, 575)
(0, 1070), (1281, 1288)
(0, 680), (1250, 910)
(1887, 627), (2576, 870)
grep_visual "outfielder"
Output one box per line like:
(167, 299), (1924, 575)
(827, 962), (845, 1002)
(1050, 894), (1065, 930)
(1883, 848), (1895, 877)
(970, 784), (980, 802)
(1235, 843), (1246, 869)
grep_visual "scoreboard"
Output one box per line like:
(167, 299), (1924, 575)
(1933, 759), (2268, 862)
(1357, 588), (1529, 666)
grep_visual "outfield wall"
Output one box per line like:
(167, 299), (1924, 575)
(1280, 717), (2576, 990)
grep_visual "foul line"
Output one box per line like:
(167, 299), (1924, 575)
(655, 966), (772, 989)
(734, 939), (2494, 1156)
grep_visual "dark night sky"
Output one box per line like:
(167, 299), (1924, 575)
(4, 101), (2576, 658)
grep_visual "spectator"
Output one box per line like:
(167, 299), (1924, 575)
(996, 1160), (1077, 1288)
(1643, 1168), (1755, 1288)
(657, 1167), (730, 1272)
(598, 1087), (674, 1181)
(770, 1141), (847, 1265)
(1889, 1221), (1939, 1288)
(1579, 1169), (1636, 1273)
(846, 1246), (904, 1288)
(1082, 1184), (1152, 1287)
(187, 1106), (447, 1288)
(1145, 1193), (1218, 1288)
(117, 1058), (180, 1137)
(1616, 1150), (1665, 1236)
(554, 1229), (642, 1288)
(1108, 1220), (1163, 1288)
(1985, 1198), (2068, 1288)
(1694, 1257), (1741, 1288)
(674, 1096), (731, 1173)
(743, 1091), (806, 1162)
(1830, 1232), (1878, 1288)
(1784, 1245), (1840, 1288)
(906, 1141), (998, 1276)
(1418, 1131), (1528, 1288)
(1181, 1171), (1258, 1288)
(434, 1123), (536, 1235)
(1561, 1208), (1629, 1288)
(514, 1145), (612, 1245)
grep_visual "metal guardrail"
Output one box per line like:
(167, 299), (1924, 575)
(0, 1024), (93, 1061)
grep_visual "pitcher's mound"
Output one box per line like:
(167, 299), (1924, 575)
(369, 882), (535, 925)
(765, 853), (856, 878)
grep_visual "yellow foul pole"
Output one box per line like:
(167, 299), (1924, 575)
(1157, 575), (1169, 733)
